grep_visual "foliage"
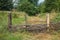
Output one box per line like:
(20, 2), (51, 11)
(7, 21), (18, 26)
(52, 13), (60, 23)
(17, 0), (40, 16)
(45, 0), (60, 13)
(0, 0), (13, 10)
(39, 2), (45, 13)
(28, 0), (39, 6)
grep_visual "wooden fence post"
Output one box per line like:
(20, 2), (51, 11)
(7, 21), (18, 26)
(25, 13), (28, 27)
(8, 11), (12, 30)
(46, 13), (50, 32)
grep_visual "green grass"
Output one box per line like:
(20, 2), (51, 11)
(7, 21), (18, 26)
(0, 11), (60, 40)
(0, 31), (60, 40)
(52, 13), (60, 23)
(0, 32), (25, 40)
(0, 11), (25, 25)
(12, 17), (25, 25)
(0, 11), (31, 40)
(0, 31), (33, 40)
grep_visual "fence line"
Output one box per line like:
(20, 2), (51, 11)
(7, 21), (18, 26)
(7, 11), (50, 31)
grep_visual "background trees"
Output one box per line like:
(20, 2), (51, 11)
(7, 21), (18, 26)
(45, 0), (60, 13)
(39, 2), (45, 13)
(0, 0), (60, 13)
(17, 0), (40, 16)
(0, 0), (13, 11)
(28, 0), (39, 6)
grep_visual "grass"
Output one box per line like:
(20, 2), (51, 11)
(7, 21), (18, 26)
(0, 11), (60, 40)
(0, 31), (60, 40)
(0, 32), (24, 40)
(52, 13), (60, 23)
(12, 17), (25, 25)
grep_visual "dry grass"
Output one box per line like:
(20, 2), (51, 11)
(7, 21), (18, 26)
(11, 32), (60, 40)
(27, 14), (46, 24)
(50, 12), (58, 20)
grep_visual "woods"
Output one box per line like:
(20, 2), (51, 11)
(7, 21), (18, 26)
(0, 0), (13, 10)
(45, 0), (60, 12)
(17, 0), (40, 16)
(0, 0), (60, 13)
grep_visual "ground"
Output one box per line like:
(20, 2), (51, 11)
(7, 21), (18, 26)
(0, 31), (60, 40)
(0, 11), (60, 40)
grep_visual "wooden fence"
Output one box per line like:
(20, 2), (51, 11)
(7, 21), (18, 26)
(8, 11), (50, 31)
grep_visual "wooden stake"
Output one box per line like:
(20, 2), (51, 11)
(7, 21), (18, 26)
(25, 13), (27, 27)
(46, 13), (50, 32)
(8, 11), (12, 30)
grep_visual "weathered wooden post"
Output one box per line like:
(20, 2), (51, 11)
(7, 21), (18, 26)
(46, 13), (50, 32)
(25, 13), (28, 27)
(8, 11), (12, 31)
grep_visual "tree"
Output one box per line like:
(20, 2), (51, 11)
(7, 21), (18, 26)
(39, 2), (45, 13)
(17, 0), (40, 16)
(45, 0), (60, 13)
(28, 0), (39, 6)
(0, 0), (13, 11)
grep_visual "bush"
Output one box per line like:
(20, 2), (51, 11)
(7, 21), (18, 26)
(17, 1), (40, 16)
